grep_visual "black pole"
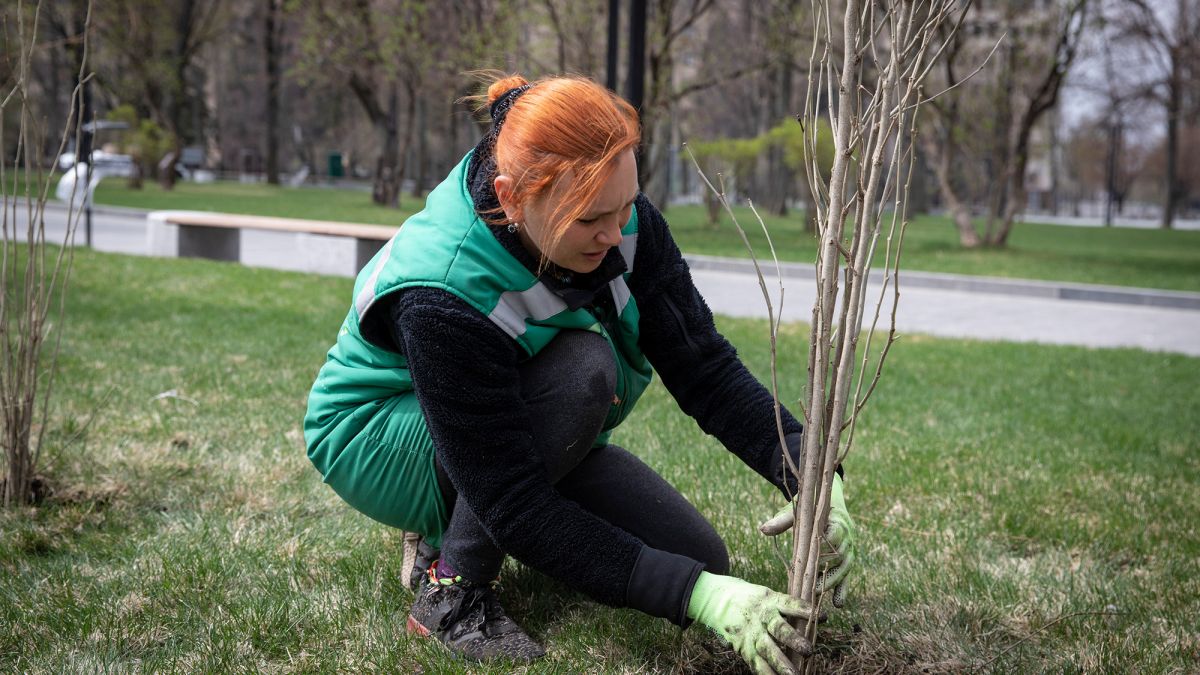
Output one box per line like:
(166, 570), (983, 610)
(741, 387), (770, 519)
(606, 0), (620, 91)
(626, 0), (646, 114)
(627, 0), (647, 183)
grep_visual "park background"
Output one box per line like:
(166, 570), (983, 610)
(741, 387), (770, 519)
(2, 0), (1199, 673)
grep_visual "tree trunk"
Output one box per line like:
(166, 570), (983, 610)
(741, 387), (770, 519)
(3, 400), (33, 507)
(411, 94), (426, 199)
(543, 0), (568, 72)
(992, 122), (1032, 246)
(704, 189), (721, 227)
(907, 141), (931, 216)
(921, 122), (980, 247)
(49, 1), (92, 166)
(1104, 115), (1121, 227)
(394, 80), (418, 201)
(127, 163), (144, 190)
(1048, 107), (1060, 215)
(160, 0), (199, 191)
(641, 116), (671, 207)
(765, 61), (794, 216)
(1162, 62), (1181, 229)
(264, 0), (282, 186)
(982, 44), (1015, 246)
(373, 82), (401, 208)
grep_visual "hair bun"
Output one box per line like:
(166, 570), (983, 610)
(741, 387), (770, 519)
(487, 75), (530, 104)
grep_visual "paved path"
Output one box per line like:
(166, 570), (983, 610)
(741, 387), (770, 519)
(688, 268), (1200, 357)
(18, 203), (1200, 357)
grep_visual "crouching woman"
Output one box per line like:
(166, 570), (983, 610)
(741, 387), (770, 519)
(303, 73), (856, 674)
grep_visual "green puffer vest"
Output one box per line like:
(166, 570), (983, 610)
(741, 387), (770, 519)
(303, 150), (653, 491)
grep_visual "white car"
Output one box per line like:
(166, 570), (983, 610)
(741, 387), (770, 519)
(57, 149), (135, 177)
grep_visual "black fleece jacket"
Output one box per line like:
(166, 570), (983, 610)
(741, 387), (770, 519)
(368, 140), (810, 627)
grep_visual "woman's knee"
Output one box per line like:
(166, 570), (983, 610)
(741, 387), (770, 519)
(520, 329), (616, 412)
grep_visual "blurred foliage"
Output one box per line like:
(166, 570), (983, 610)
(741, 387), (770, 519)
(688, 117), (837, 225)
(105, 104), (173, 188)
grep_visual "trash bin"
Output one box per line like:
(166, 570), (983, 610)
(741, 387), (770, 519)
(328, 152), (344, 178)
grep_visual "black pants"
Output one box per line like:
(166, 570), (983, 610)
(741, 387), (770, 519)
(434, 329), (729, 583)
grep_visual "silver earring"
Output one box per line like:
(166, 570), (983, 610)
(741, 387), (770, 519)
(507, 222), (520, 234)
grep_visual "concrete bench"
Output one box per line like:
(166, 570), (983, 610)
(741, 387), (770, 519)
(147, 210), (398, 275)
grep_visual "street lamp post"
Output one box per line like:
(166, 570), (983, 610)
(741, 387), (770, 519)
(606, 0), (620, 91)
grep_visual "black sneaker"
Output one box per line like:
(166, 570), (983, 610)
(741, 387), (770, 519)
(406, 565), (546, 662)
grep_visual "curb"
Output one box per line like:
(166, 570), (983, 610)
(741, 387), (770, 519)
(683, 254), (1200, 312)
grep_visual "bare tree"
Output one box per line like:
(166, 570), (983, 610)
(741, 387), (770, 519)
(293, 0), (517, 207)
(1107, 0), (1200, 228)
(41, 0), (93, 162)
(920, 23), (982, 246)
(2, 0), (92, 507)
(691, 0), (970, 668)
(538, 0), (606, 75)
(639, 0), (773, 206)
(787, 1), (966, 660)
(922, 0), (1088, 247)
(92, 0), (227, 189)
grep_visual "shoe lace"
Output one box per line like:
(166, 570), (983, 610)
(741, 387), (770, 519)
(437, 584), (487, 635)
(437, 581), (507, 638)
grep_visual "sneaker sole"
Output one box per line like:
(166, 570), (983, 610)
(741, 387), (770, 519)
(406, 614), (432, 638)
(407, 613), (545, 663)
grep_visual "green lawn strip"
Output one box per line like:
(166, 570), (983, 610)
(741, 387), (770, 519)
(661, 206), (1200, 293)
(1, 250), (1196, 672)
(90, 178), (1200, 292)
(92, 177), (418, 227)
(1, 169), (64, 204)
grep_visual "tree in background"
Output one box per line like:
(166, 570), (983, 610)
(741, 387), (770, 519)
(638, 0), (774, 207)
(537, 0), (607, 74)
(1106, 0), (1200, 228)
(922, 0), (1089, 248)
(1066, 3), (1154, 225)
(41, 0), (94, 163)
(92, 0), (227, 190)
(1139, 125), (1200, 216)
(1064, 117), (1150, 219)
(293, 0), (517, 207)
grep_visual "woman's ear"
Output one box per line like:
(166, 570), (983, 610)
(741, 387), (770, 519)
(493, 174), (521, 222)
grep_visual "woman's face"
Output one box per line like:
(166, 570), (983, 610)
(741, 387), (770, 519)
(496, 149), (639, 274)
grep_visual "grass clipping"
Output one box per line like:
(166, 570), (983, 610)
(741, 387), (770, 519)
(689, 0), (971, 669)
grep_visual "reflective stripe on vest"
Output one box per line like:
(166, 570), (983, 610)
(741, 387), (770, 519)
(354, 238), (396, 321)
(485, 233), (638, 340)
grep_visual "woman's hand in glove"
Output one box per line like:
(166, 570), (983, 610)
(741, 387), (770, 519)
(686, 571), (816, 675)
(759, 473), (856, 607)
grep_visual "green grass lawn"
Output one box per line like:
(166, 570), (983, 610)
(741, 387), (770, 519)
(89, 178), (1200, 292)
(667, 206), (1200, 294)
(1, 250), (1197, 672)
(93, 177), (419, 227)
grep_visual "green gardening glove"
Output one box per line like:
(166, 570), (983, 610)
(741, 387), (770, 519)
(686, 571), (815, 675)
(759, 473), (856, 607)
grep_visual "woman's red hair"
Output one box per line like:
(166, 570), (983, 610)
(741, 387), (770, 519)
(480, 73), (640, 261)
